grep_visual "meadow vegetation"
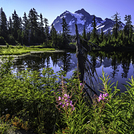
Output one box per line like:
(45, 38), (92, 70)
(0, 45), (55, 55)
(0, 57), (134, 134)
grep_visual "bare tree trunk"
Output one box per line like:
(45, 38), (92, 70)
(75, 24), (84, 82)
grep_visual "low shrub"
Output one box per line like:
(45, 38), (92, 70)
(0, 57), (134, 133)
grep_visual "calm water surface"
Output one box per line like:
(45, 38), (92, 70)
(8, 51), (134, 95)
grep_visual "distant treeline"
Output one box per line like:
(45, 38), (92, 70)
(82, 13), (134, 49)
(0, 7), (134, 49)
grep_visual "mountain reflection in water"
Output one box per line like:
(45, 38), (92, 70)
(10, 51), (134, 95)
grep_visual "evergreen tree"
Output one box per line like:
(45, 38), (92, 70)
(111, 12), (121, 39)
(107, 30), (112, 45)
(7, 16), (16, 44)
(61, 17), (70, 48)
(8, 17), (13, 34)
(90, 15), (98, 44)
(0, 8), (7, 39)
(87, 31), (91, 40)
(118, 30), (124, 46)
(56, 32), (62, 48)
(39, 13), (45, 43)
(44, 18), (49, 42)
(17, 17), (23, 43)
(124, 15), (132, 36)
(129, 25), (133, 44)
(28, 8), (39, 44)
(124, 15), (133, 45)
(22, 12), (29, 44)
(99, 28), (104, 43)
(12, 10), (21, 41)
(51, 24), (57, 47)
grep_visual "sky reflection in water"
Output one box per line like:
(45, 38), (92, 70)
(10, 52), (134, 95)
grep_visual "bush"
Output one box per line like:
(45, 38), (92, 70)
(7, 34), (16, 45)
(0, 58), (61, 133)
(1, 57), (134, 134)
(0, 36), (6, 45)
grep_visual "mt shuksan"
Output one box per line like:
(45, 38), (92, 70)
(51, 8), (125, 35)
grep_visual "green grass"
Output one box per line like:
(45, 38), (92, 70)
(0, 57), (134, 133)
(0, 45), (55, 55)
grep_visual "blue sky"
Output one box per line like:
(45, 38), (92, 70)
(1, 0), (134, 25)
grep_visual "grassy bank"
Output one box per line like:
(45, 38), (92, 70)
(0, 57), (134, 134)
(0, 45), (56, 55)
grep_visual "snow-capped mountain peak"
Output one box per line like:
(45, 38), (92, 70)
(51, 8), (125, 35)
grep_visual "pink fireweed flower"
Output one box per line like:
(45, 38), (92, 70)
(64, 94), (68, 97)
(103, 93), (109, 98)
(64, 94), (70, 99)
(56, 93), (75, 113)
(98, 93), (103, 102)
(70, 103), (73, 107)
(62, 104), (65, 107)
(66, 103), (69, 106)
(59, 102), (62, 105)
(67, 95), (70, 99)
(58, 96), (61, 100)
(80, 83), (83, 86)
(65, 99), (68, 102)
(69, 100), (72, 104)
(98, 93), (109, 102)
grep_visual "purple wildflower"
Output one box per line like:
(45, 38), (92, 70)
(103, 93), (109, 98)
(62, 104), (65, 107)
(56, 93), (75, 114)
(80, 83), (83, 86)
(65, 99), (68, 102)
(98, 92), (109, 102)
(66, 103), (69, 106)
(70, 103), (73, 107)
(59, 102), (62, 105)
(67, 95), (70, 99)
(64, 94), (68, 97)
(69, 100), (72, 104)
(58, 96), (61, 100)
(98, 93), (103, 102)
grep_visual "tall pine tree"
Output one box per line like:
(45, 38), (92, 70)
(12, 10), (21, 41)
(22, 12), (29, 44)
(99, 28), (104, 43)
(39, 13), (45, 43)
(111, 12), (121, 39)
(61, 17), (70, 48)
(44, 18), (49, 43)
(51, 24), (57, 47)
(90, 15), (98, 44)
(0, 8), (7, 39)
(124, 15), (133, 44)
(28, 8), (39, 44)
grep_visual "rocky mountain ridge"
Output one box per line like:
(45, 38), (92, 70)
(51, 8), (125, 35)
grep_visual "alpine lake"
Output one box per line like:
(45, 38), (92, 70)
(1, 49), (134, 97)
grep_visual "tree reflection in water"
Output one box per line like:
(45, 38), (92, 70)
(10, 50), (134, 105)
